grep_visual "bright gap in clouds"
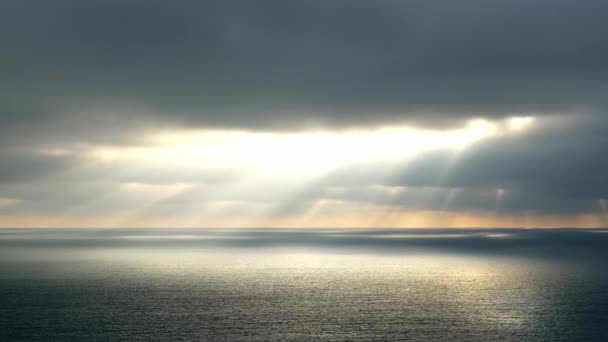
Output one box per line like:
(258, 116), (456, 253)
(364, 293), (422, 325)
(89, 117), (533, 177)
(6, 115), (548, 228)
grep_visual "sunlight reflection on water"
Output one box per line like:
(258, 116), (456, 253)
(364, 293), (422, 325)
(1, 229), (607, 341)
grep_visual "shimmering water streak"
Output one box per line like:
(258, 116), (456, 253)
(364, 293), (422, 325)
(1, 229), (607, 341)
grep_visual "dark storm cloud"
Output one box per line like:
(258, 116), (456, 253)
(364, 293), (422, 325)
(2, 0), (608, 136)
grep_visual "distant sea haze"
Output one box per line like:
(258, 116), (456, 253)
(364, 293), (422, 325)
(1, 228), (608, 341)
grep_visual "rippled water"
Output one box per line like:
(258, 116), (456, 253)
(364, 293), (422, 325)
(1, 229), (607, 341)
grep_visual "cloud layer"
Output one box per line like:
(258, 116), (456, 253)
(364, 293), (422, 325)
(3, 0), (608, 133)
(1, 1), (608, 227)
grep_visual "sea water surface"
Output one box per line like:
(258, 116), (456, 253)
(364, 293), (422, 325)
(1, 228), (608, 341)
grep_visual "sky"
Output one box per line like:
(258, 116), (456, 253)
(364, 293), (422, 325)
(1, 0), (608, 228)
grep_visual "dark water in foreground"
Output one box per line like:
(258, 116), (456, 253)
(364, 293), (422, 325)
(1, 229), (608, 341)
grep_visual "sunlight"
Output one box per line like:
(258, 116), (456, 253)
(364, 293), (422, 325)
(45, 115), (541, 228)
(506, 116), (535, 132)
(87, 118), (508, 177)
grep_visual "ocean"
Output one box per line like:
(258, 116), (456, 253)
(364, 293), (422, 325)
(1, 228), (607, 341)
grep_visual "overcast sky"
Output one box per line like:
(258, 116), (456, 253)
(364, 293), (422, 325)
(1, 0), (607, 227)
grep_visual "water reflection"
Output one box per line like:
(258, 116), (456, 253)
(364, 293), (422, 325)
(1, 228), (607, 261)
(1, 229), (607, 341)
